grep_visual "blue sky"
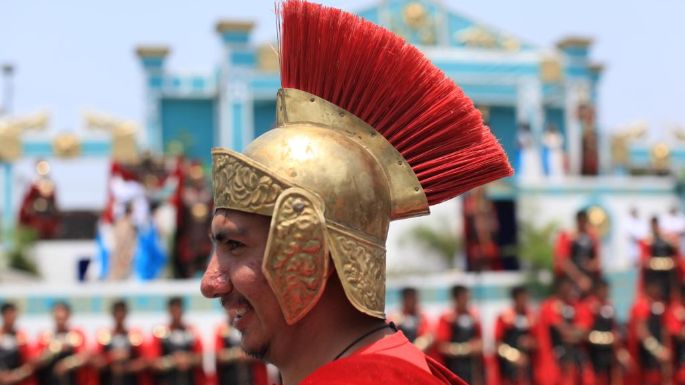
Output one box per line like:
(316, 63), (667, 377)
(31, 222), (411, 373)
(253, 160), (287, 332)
(1, 0), (684, 138)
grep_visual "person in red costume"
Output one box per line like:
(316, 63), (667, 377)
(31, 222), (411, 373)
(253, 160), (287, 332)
(388, 288), (434, 353)
(578, 279), (630, 385)
(493, 286), (537, 385)
(536, 278), (593, 385)
(214, 307), (268, 385)
(17, 160), (60, 239)
(628, 281), (671, 385)
(92, 300), (148, 385)
(149, 297), (204, 385)
(435, 286), (485, 385)
(640, 216), (683, 302)
(32, 302), (90, 385)
(555, 210), (602, 297)
(173, 161), (213, 279)
(199, 0), (512, 384)
(666, 285), (685, 385)
(0, 303), (33, 385)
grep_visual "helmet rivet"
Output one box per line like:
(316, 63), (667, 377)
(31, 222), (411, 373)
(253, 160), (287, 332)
(293, 200), (305, 213)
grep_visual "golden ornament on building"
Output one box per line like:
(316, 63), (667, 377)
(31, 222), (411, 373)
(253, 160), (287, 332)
(256, 44), (280, 73)
(84, 112), (139, 164)
(53, 133), (81, 158)
(403, 2), (428, 28)
(651, 142), (671, 172)
(0, 125), (21, 161)
(0, 111), (50, 161)
(457, 25), (497, 48)
(501, 37), (521, 52)
(540, 56), (563, 83)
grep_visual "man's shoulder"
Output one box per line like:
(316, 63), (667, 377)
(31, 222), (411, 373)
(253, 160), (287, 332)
(300, 353), (465, 385)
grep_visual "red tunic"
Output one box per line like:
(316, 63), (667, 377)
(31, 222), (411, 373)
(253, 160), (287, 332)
(148, 324), (205, 385)
(300, 331), (465, 385)
(32, 329), (92, 385)
(577, 296), (622, 385)
(627, 297), (669, 385)
(93, 327), (149, 385)
(0, 329), (33, 385)
(554, 231), (601, 295)
(213, 323), (267, 385)
(492, 307), (536, 385)
(638, 236), (684, 301)
(435, 309), (485, 385)
(535, 298), (594, 385)
(18, 179), (60, 239)
(666, 302), (685, 385)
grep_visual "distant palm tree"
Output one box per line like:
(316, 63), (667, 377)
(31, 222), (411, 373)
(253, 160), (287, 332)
(404, 219), (461, 269)
(513, 220), (558, 296)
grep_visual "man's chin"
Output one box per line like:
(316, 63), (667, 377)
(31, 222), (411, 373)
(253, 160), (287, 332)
(243, 343), (269, 361)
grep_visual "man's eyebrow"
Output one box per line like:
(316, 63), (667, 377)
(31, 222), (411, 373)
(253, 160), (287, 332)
(209, 227), (248, 242)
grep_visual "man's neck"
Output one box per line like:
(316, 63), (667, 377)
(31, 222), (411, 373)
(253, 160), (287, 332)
(272, 280), (392, 385)
(114, 323), (127, 333)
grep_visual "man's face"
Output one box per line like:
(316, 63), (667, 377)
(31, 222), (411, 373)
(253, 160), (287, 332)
(113, 306), (127, 325)
(455, 291), (470, 311)
(53, 306), (70, 329)
(402, 292), (417, 313)
(2, 308), (16, 329)
(514, 292), (528, 310)
(201, 209), (285, 360)
(169, 303), (183, 324)
(596, 285), (609, 302)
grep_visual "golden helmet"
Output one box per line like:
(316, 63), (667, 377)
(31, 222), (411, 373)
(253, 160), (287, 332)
(212, 0), (512, 324)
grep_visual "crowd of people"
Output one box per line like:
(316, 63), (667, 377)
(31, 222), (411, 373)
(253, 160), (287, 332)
(383, 206), (684, 385)
(4, 204), (684, 385)
(0, 298), (266, 385)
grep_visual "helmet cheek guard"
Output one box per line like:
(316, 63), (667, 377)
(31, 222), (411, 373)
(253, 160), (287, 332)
(263, 187), (330, 325)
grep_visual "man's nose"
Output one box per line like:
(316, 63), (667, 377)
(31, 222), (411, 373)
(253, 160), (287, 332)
(200, 252), (233, 298)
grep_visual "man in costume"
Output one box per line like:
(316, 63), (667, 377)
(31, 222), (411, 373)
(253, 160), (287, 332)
(389, 288), (433, 352)
(463, 187), (501, 271)
(173, 161), (213, 279)
(214, 308), (268, 385)
(536, 278), (593, 385)
(199, 1), (512, 384)
(33, 302), (90, 385)
(578, 279), (629, 385)
(640, 216), (682, 302)
(149, 297), (204, 385)
(436, 286), (485, 385)
(555, 210), (602, 297)
(493, 286), (536, 385)
(18, 160), (60, 239)
(93, 300), (147, 385)
(666, 285), (685, 385)
(0, 303), (32, 385)
(628, 281), (671, 385)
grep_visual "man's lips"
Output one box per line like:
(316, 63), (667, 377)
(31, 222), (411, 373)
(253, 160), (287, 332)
(222, 297), (253, 325)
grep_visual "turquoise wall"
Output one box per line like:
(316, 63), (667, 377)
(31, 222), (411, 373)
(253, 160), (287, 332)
(488, 106), (517, 163)
(160, 98), (216, 165)
(253, 100), (277, 139)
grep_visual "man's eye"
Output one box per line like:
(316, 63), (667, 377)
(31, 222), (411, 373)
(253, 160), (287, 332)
(226, 240), (245, 251)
